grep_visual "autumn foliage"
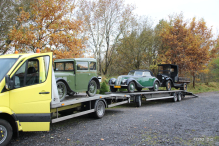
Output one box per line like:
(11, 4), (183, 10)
(8, 0), (85, 59)
(159, 14), (218, 87)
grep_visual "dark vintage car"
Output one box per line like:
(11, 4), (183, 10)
(157, 64), (190, 91)
(109, 70), (160, 93)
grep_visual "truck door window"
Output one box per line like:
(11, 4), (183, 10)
(89, 62), (96, 70)
(14, 56), (50, 88)
(77, 62), (88, 70)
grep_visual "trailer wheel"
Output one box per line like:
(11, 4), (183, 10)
(172, 93), (177, 102)
(177, 92), (182, 101)
(127, 81), (135, 93)
(87, 80), (97, 97)
(166, 80), (171, 91)
(57, 81), (67, 101)
(0, 119), (13, 146)
(93, 101), (105, 119)
(110, 86), (118, 92)
(136, 96), (142, 107)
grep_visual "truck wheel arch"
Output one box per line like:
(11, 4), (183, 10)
(0, 113), (19, 138)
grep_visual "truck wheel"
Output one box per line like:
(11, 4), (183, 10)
(57, 81), (67, 101)
(87, 80), (97, 97)
(93, 101), (105, 119)
(172, 93), (177, 102)
(180, 83), (187, 91)
(177, 92), (182, 101)
(0, 119), (13, 146)
(110, 86), (118, 92)
(166, 80), (171, 91)
(127, 81), (135, 93)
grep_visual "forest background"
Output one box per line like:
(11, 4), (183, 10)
(0, 0), (219, 89)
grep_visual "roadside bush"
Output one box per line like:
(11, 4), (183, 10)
(99, 82), (109, 94)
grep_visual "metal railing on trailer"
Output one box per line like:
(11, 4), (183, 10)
(51, 94), (131, 123)
(106, 90), (198, 107)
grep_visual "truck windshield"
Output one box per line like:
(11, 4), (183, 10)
(0, 58), (17, 82)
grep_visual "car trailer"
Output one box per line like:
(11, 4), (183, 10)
(106, 90), (198, 107)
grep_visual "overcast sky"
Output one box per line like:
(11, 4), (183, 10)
(126, 0), (219, 36)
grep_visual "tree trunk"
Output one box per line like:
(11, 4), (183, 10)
(193, 74), (195, 88)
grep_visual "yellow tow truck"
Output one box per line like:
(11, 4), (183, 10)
(0, 51), (130, 145)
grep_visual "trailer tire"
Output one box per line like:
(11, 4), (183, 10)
(57, 81), (67, 101)
(172, 93), (177, 102)
(136, 96), (142, 107)
(93, 101), (105, 119)
(166, 80), (171, 91)
(177, 92), (182, 101)
(0, 119), (13, 146)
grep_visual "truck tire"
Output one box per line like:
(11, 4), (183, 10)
(110, 86), (118, 92)
(166, 80), (171, 91)
(177, 92), (182, 101)
(93, 101), (105, 119)
(87, 80), (97, 97)
(57, 81), (67, 101)
(127, 81), (135, 93)
(0, 119), (13, 146)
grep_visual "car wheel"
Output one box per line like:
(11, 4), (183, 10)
(153, 82), (159, 91)
(0, 119), (13, 146)
(137, 88), (142, 92)
(180, 83), (187, 91)
(57, 81), (67, 101)
(87, 80), (97, 97)
(110, 86), (118, 92)
(166, 80), (171, 91)
(127, 81), (135, 93)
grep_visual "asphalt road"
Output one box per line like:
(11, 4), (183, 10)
(9, 92), (219, 146)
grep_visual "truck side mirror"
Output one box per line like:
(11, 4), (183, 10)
(5, 75), (15, 90)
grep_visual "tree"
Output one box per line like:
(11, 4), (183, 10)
(8, 0), (85, 59)
(159, 13), (217, 88)
(78, 0), (134, 74)
(0, 0), (32, 54)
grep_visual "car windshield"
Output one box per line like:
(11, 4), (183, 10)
(128, 71), (135, 76)
(158, 66), (170, 75)
(0, 58), (17, 82)
(128, 71), (143, 76)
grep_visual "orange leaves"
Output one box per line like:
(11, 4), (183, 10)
(8, 0), (85, 58)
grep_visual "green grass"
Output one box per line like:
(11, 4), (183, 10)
(187, 82), (219, 94)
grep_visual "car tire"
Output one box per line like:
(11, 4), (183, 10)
(87, 80), (97, 97)
(153, 81), (159, 91)
(177, 92), (182, 101)
(0, 119), (13, 146)
(110, 86), (118, 92)
(127, 81), (135, 93)
(180, 83), (187, 91)
(166, 80), (171, 91)
(137, 88), (142, 92)
(57, 81), (67, 101)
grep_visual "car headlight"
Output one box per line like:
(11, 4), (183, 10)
(162, 77), (164, 79)
(121, 79), (127, 84)
(111, 78), (116, 84)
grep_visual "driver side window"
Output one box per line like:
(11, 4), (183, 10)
(14, 59), (39, 88)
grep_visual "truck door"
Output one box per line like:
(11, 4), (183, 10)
(9, 53), (52, 131)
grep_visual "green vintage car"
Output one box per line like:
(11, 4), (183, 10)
(109, 70), (160, 93)
(54, 58), (100, 101)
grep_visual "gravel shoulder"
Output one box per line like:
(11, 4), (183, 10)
(9, 91), (219, 146)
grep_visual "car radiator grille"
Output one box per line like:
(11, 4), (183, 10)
(116, 76), (122, 85)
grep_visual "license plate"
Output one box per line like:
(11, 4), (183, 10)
(114, 86), (121, 88)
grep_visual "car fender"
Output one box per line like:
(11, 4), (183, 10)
(164, 77), (174, 86)
(153, 79), (161, 86)
(108, 78), (117, 85)
(88, 77), (100, 89)
(127, 78), (144, 88)
(56, 78), (74, 92)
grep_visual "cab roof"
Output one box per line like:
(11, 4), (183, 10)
(54, 58), (96, 62)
